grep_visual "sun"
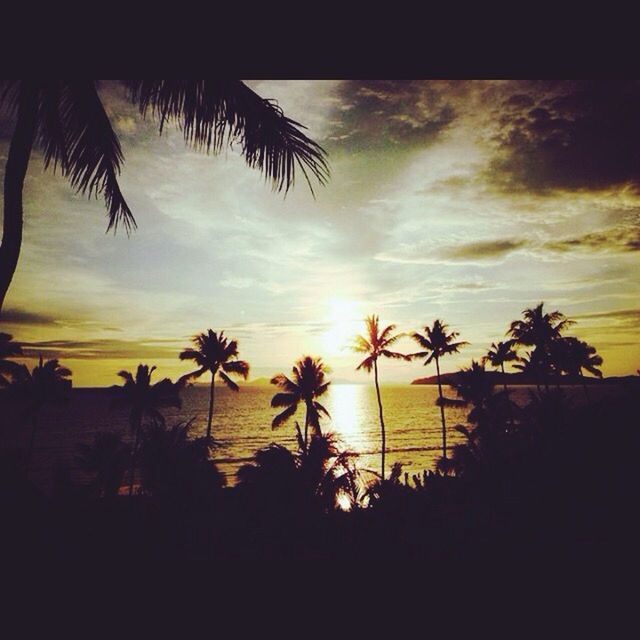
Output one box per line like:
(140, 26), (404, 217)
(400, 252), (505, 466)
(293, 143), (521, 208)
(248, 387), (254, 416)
(321, 298), (362, 356)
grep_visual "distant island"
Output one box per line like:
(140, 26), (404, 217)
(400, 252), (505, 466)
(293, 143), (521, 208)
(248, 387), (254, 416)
(411, 371), (639, 386)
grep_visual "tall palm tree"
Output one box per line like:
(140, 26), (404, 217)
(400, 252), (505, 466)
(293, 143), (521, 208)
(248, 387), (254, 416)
(0, 80), (330, 314)
(270, 356), (330, 449)
(10, 356), (72, 474)
(0, 332), (22, 386)
(508, 302), (573, 389)
(111, 364), (182, 496)
(353, 315), (408, 479)
(483, 340), (519, 395)
(411, 319), (468, 460)
(179, 330), (250, 441)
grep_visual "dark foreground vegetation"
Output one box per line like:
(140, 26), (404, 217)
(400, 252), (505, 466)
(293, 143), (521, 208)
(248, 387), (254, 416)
(1, 383), (638, 597)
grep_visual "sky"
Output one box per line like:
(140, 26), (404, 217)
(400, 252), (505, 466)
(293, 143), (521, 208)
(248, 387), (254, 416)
(1, 80), (639, 386)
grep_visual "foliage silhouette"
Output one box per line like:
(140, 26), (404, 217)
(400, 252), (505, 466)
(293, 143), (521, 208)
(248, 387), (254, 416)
(270, 356), (330, 447)
(76, 431), (130, 497)
(9, 356), (71, 474)
(353, 315), (408, 479)
(0, 80), (330, 314)
(138, 419), (225, 507)
(508, 303), (573, 389)
(111, 364), (181, 496)
(411, 319), (468, 460)
(0, 332), (22, 387)
(179, 329), (249, 441)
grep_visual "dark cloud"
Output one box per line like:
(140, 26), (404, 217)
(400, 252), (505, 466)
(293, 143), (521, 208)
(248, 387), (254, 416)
(0, 308), (58, 327)
(545, 228), (640, 253)
(489, 80), (640, 193)
(574, 308), (640, 322)
(440, 238), (527, 261)
(325, 81), (457, 153)
(19, 339), (181, 361)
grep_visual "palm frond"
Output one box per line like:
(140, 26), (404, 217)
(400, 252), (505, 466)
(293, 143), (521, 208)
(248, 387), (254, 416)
(222, 359), (250, 378)
(272, 403), (298, 429)
(124, 80), (329, 196)
(55, 82), (135, 233)
(271, 392), (298, 408)
(218, 371), (239, 392)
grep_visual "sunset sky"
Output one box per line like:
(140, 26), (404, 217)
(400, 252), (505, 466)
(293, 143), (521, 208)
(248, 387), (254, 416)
(1, 80), (639, 386)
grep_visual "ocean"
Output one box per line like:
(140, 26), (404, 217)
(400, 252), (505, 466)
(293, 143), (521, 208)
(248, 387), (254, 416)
(0, 383), (613, 493)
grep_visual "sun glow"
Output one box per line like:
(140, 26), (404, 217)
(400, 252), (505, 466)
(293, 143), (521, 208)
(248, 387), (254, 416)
(321, 298), (362, 357)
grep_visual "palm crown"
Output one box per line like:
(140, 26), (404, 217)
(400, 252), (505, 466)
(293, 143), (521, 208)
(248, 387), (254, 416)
(179, 330), (250, 391)
(11, 355), (72, 411)
(483, 340), (519, 370)
(508, 303), (573, 348)
(353, 315), (407, 371)
(270, 356), (331, 436)
(0, 80), (330, 233)
(113, 364), (182, 429)
(411, 319), (468, 364)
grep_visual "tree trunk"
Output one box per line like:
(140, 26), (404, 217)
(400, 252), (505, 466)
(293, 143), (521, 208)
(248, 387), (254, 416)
(373, 359), (386, 480)
(581, 371), (590, 403)
(502, 363), (515, 428)
(206, 370), (216, 441)
(0, 82), (39, 315)
(128, 416), (141, 497)
(304, 403), (309, 450)
(435, 356), (447, 459)
(25, 413), (38, 476)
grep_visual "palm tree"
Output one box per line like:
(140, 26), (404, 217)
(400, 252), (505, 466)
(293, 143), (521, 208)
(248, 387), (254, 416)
(353, 315), (408, 479)
(411, 319), (468, 460)
(270, 356), (331, 449)
(483, 340), (519, 394)
(0, 80), (330, 314)
(179, 330), (250, 441)
(10, 356), (72, 474)
(559, 337), (603, 401)
(0, 332), (22, 386)
(508, 303), (573, 389)
(111, 364), (182, 496)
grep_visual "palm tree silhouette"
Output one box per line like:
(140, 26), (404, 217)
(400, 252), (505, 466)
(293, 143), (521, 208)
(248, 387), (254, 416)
(76, 432), (131, 498)
(483, 340), (519, 395)
(353, 315), (408, 479)
(179, 330), (250, 441)
(0, 80), (330, 314)
(411, 319), (468, 460)
(558, 337), (603, 401)
(0, 332), (22, 387)
(111, 364), (181, 496)
(10, 356), (72, 474)
(508, 303), (573, 390)
(270, 356), (331, 449)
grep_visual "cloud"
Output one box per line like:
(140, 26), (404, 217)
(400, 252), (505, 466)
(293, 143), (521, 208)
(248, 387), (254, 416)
(0, 308), (58, 326)
(325, 81), (457, 153)
(545, 227), (640, 254)
(441, 238), (528, 261)
(487, 80), (640, 193)
(19, 338), (182, 361)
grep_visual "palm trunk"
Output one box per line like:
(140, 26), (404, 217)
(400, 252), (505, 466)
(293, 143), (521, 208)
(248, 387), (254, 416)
(128, 416), (141, 497)
(581, 372), (590, 403)
(206, 370), (216, 440)
(502, 363), (515, 428)
(0, 82), (39, 315)
(25, 413), (38, 476)
(373, 359), (386, 480)
(435, 356), (447, 459)
(304, 403), (310, 450)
